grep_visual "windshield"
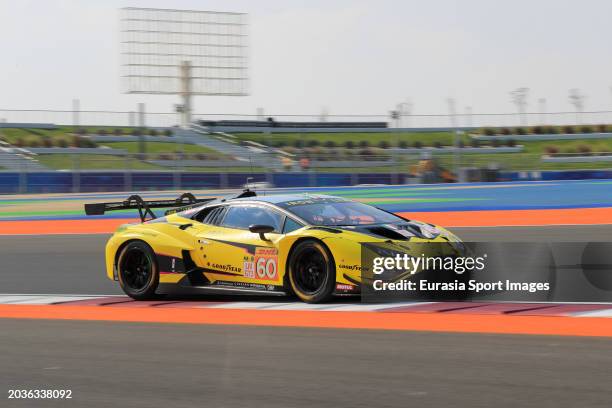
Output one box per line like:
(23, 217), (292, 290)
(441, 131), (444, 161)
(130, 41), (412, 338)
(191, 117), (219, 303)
(279, 199), (403, 226)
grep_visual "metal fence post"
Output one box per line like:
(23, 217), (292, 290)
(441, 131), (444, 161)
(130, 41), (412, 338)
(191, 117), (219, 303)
(18, 161), (27, 193)
(220, 172), (228, 189)
(124, 154), (132, 192)
(72, 154), (80, 193)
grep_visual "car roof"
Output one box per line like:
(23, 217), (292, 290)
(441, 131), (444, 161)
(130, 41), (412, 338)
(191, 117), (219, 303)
(171, 193), (350, 219)
(232, 193), (346, 205)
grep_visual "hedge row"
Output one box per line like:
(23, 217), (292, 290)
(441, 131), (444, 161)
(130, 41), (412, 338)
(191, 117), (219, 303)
(75, 128), (173, 137)
(482, 124), (610, 136)
(250, 139), (517, 149)
(12, 136), (97, 148)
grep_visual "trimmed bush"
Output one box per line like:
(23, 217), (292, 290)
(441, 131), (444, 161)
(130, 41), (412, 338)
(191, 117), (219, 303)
(491, 138), (501, 147)
(132, 129), (143, 136)
(148, 129), (158, 136)
(501, 128), (512, 136)
(412, 140), (423, 149)
(398, 140), (408, 149)
(545, 145), (559, 154)
(378, 140), (390, 149)
(324, 140), (336, 149)
(563, 125), (575, 134)
(483, 128), (495, 136)
(306, 139), (319, 148)
(470, 139), (480, 148)
(532, 126), (543, 135)
(41, 137), (53, 148)
(514, 127), (526, 135)
(97, 129), (107, 136)
(344, 140), (355, 149)
(28, 139), (40, 148)
(359, 140), (369, 148)
(293, 139), (304, 148)
(75, 128), (87, 135)
(580, 125), (593, 134)
(164, 129), (173, 137)
(597, 124), (608, 133)
(73, 136), (96, 148)
(57, 139), (68, 148)
(14, 138), (24, 147)
(457, 140), (465, 148)
(359, 148), (374, 160)
(506, 139), (516, 147)
(157, 153), (175, 161)
(577, 144), (592, 155)
(546, 126), (558, 134)
(113, 128), (123, 136)
(433, 141), (442, 148)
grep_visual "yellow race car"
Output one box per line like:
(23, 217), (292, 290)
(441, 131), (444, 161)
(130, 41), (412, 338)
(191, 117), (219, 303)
(85, 190), (462, 303)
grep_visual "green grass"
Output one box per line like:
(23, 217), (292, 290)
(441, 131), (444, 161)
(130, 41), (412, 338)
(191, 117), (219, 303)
(235, 132), (467, 147)
(0, 126), (157, 147)
(178, 166), (266, 172)
(36, 154), (162, 170)
(34, 154), (263, 172)
(101, 142), (220, 155)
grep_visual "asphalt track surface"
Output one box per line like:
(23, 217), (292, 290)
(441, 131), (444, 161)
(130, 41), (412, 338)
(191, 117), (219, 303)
(2, 225), (612, 407)
(1, 319), (611, 408)
(2, 225), (612, 295)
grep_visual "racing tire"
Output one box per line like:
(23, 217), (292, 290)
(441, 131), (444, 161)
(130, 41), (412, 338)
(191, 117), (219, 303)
(117, 241), (159, 300)
(288, 240), (336, 303)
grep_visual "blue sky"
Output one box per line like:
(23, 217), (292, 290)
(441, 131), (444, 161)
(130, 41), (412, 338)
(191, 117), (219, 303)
(1, 0), (611, 117)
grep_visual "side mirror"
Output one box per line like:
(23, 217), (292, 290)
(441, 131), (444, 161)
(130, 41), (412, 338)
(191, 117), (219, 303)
(249, 224), (275, 240)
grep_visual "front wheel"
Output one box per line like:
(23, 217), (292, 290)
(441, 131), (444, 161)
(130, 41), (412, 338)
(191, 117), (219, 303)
(117, 241), (159, 300)
(288, 240), (336, 303)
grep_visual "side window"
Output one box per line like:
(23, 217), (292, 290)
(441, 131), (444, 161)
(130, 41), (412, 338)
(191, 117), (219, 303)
(199, 206), (227, 225)
(283, 217), (303, 234)
(221, 206), (284, 232)
(195, 206), (217, 223)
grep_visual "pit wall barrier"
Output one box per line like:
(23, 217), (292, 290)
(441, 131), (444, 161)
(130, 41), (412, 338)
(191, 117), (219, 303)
(0, 170), (611, 194)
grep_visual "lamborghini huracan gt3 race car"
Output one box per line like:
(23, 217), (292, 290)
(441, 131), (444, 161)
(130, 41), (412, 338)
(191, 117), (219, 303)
(85, 191), (463, 303)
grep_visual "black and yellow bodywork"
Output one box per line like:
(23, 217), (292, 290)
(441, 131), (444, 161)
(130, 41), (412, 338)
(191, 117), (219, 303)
(86, 191), (463, 303)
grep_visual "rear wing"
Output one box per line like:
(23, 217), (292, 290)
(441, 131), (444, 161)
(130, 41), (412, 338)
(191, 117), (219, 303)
(84, 193), (215, 222)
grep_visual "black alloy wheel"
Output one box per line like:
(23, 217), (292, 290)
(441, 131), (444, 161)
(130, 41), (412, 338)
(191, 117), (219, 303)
(117, 241), (159, 300)
(288, 240), (335, 303)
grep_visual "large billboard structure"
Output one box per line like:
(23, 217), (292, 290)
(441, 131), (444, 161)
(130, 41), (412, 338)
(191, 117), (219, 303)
(119, 7), (249, 126)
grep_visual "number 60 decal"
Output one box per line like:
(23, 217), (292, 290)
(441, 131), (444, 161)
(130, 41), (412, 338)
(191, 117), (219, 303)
(256, 257), (277, 279)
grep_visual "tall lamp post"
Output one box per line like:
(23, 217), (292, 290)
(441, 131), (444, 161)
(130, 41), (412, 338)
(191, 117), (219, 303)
(538, 98), (547, 125)
(510, 87), (529, 126)
(568, 89), (585, 125)
(447, 98), (460, 176)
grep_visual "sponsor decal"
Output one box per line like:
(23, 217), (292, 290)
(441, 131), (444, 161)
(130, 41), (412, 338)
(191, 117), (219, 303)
(243, 261), (255, 278)
(335, 283), (356, 292)
(214, 280), (280, 291)
(339, 263), (364, 271)
(254, 247), (278, 280)
(210, 263), (242, 274)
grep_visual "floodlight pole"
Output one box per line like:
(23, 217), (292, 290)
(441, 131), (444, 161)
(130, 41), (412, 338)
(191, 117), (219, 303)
(72, 99), (80, 129)
(180, 61), (193, 128)
(447, 98), (459, 177)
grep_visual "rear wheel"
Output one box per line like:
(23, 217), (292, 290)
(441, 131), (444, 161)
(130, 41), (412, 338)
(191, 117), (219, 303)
(117, 241), (159, 300)
(288, 240), (335, 303)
